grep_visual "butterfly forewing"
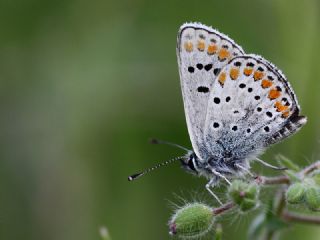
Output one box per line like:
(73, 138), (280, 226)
(203, 55), (307, 160)
(177, 23), (244, 160)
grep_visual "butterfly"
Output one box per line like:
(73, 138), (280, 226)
(129, 23), (307, 204)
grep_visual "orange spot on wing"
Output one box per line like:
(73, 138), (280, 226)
(268, 89), (281, 100)
(282, 111), (290, 118)
(218, 48), (230, 60)
(243, 68), (253, 76)
(261, 79), (273, 88)
(184, 42), (193, 52)
(254, 71), (264, 81)
(207, 44), (217, 55)
(197, 40), (205, 51)
(218, 72), (226, 86)
(274, 101), (289, 112)
(230, 68), (239, 80)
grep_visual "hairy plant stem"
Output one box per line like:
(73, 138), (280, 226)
(299, 160), (320, 177)
(256, 175), (290, 185)
(212, 202), (235, 215)
(257, 160), (320, 186)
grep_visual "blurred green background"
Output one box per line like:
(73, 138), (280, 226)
(0, 0), (319, 239)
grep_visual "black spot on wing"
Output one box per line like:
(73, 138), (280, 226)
(197, 86), (209, 93)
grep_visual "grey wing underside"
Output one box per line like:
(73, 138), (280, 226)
(202, 55), (307, 161)
(177, 23), (244, 160)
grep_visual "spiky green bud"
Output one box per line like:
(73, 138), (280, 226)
(305, 186), (320, 211)
(169, 203), (215, 239)
(286, 182), (305, 204)
(228, 180), (259, 212)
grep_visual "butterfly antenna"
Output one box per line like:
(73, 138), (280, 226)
(128, 156), (185, 181)
(149, 138), (190, 152)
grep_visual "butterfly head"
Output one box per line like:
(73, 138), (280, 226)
(180, 151), (202, 175)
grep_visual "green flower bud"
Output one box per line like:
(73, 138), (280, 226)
(240, 198), (257, 212)
(286, 183), (305, 204)
(228, 180), (259, 212)
(169, 203), (215, 239)
(305, 186), (320, 211)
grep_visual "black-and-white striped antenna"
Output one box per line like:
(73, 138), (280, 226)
(128, 156), (185, 181)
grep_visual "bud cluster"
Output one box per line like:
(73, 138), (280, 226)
(228, 179), (259, 212)
(286, 175), (320, 211)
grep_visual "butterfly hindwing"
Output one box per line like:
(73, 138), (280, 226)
(177, 23), (244, 159)
(203, 55), (307, 160)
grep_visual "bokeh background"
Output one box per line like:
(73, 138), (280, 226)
(0, 0), (319, 239)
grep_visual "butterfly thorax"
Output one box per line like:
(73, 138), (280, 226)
(181, 151), (250, 179)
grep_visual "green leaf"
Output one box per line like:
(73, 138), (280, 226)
(276, 154), (300, 171)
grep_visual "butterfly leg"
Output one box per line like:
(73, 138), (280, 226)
(255, 158), (287, 171)
(235, 163), (255, 178)
(211, 169), (231, 185)
(206, 178), (223, 205)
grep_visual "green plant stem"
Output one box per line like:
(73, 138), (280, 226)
(281, 210), (320, 225)
(264, 189), (287, 240)
(265, 230), (277, 240)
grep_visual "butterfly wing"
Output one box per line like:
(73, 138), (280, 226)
(203, 55), (307, 161)
(177, 23), (244, 159)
